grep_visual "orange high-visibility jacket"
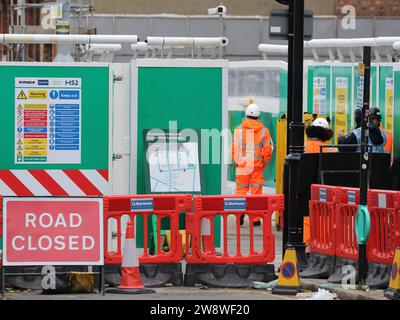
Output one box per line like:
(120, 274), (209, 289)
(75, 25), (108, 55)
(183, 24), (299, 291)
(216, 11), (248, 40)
(305, 139), (337, 154)
(231, 118), (272, 169)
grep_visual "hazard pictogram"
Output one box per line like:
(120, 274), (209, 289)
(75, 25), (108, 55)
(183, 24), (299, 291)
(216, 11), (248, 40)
(17, 90), (28, 100)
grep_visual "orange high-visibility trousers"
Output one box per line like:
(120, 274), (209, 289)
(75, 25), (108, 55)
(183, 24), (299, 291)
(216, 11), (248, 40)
(235, 167), (264, 222)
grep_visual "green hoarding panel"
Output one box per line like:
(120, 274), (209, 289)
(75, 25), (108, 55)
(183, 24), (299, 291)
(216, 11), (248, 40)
(331, 66), (352, 143)
(394, 71), (400, 159)
(379, 66), (394, 134)
(0, 65), (109, 171)
(137, 66), (223, 247)
(307, 65), (331, 116)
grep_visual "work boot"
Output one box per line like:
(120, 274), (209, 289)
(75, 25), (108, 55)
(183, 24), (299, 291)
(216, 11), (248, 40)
(240, 215), (245, 226)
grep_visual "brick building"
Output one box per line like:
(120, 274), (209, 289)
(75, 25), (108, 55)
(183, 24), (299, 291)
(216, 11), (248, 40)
(334, 0), (400, 16)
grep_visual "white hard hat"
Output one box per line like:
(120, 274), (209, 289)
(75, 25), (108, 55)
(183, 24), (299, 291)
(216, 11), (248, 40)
(245, 104), (261, 118)
(312, 118), (329, 129)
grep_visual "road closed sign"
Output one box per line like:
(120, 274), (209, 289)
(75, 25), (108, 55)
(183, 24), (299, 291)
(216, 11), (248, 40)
(3, 197), (104, 266)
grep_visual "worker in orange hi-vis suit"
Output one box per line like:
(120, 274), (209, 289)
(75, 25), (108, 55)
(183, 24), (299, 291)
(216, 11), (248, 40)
(231, 104), (272, 227)
(304, 118), (336, 250)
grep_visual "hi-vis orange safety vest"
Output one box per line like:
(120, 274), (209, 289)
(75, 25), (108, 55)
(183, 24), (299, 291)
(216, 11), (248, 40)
(231, 118), (272, 169)
(305, 139), (337, 154)
(380, 125), (393, 153)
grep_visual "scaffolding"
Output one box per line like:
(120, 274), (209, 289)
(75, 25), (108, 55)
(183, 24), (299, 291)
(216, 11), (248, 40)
(6, 0), (95, 62)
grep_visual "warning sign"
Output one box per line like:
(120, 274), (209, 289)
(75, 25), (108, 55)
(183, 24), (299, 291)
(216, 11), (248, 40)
(2, 197), (104, 266)
(28, 90), (48, 100)
(17, 90), (28, 100)
(15, 77), (82, 164)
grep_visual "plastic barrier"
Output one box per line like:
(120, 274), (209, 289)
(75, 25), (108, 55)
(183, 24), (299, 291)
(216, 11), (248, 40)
(301, 185), (337, 278)
(366, 189), (400, 288)
(326, 187), (360, 284)
(335, 187), (360, 261)
(104, 194), (192, 287)
(368, 189), (400, 265)
(184, 194), (283, 287)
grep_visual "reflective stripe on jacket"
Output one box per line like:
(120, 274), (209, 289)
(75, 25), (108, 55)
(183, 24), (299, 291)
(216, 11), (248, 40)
(231, 118), (272, 169)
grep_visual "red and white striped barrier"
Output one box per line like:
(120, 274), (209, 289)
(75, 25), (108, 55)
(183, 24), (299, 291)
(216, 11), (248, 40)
(0, 169), (109, 196)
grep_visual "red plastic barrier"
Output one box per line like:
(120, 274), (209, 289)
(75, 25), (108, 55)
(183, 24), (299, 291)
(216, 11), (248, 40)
(335, 187), (360, 260)
(186, 194), (284, 264)
(309, 184), (338, 256)
(367, 189), (400, 265)
(104, 194), (192, 265)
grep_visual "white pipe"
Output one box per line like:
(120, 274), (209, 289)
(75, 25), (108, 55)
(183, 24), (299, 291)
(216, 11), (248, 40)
(146, 37), (228, 49)
(131, 42), (149, 52)
(393, 41), (400, 51)
(86, 44), (122, 53)
(259, 36), (400, 56)
(0, 34), (138, 44)
(258, 44), (288, 54)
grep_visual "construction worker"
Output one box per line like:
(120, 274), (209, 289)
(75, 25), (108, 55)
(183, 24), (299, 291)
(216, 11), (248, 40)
(305, 117), (336, 153)
(338, 107), (386, 153)
(231, 104), (272, 226)
(303, 118), (336, 248)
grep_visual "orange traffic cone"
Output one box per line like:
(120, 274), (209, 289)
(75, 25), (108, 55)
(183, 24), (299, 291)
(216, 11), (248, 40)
(106, 221), (155, 295)
(118, 221), (144, 289)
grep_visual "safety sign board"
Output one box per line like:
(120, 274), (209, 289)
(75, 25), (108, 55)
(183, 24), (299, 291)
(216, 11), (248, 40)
(313, 77), (327, 115)
(131, 198), (154, 212)
(224, 198), (246, 211)
(15, 77), (82, 164)
(2, 197), (104, 266)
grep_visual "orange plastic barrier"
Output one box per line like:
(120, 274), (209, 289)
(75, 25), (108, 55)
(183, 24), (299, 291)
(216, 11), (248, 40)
(368, 189), (400, 265)
(335, 187), (360, 260)
(185, 194), (284, 264)
(104, 194), (192, 265)
(309, 185), (338, 256)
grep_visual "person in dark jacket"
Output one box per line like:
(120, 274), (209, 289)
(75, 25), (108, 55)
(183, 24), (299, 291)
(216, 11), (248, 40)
(337, 107), (385, 153)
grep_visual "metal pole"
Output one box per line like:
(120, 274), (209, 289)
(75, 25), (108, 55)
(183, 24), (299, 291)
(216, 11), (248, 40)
(282, 0), (294, 256)
(358, 46), (371, 287)
(284, 0), (308, 270)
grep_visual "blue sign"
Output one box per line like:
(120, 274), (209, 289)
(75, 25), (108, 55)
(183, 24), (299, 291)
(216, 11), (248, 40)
(17, 127), (23, 133)
(56, 110), (79, 116)
(55, 145), (79, 151)
(319, 188), (327, 202)
(55, 116), (80, 122)
(224, 198), (246, 211)
(56, 139), (79, 145)
(38, 80), (49, 86)
(282, 262), (296, 279)
(59, 90), (80, 100)
(24, 127), (47, 133)
(56, 133), (79, 139)
(56, 127), (79, 133)
(49, 146), (55, 150)
(50, 90), (59, 99)
(56, 122), (79, 128)
(131, 198), (154, 212)
(55, 104), (79, 110)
